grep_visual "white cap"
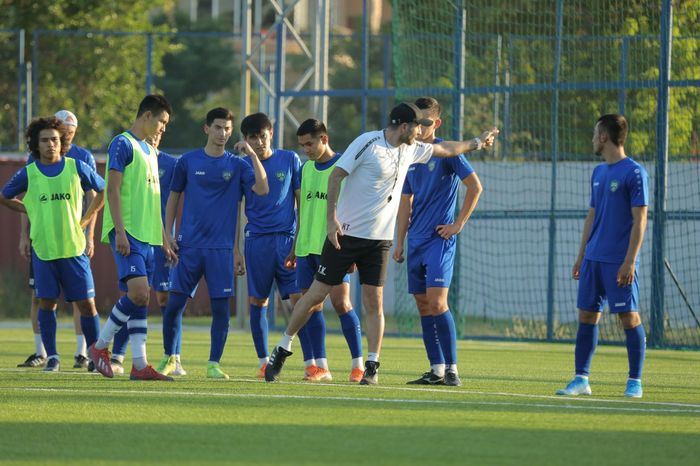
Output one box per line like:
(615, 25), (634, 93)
(54, 110), (78, 127)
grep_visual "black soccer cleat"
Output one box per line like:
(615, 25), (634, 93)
(265, 346), (293, 382)
(444, 369), (462, 387)
(73, 354), (89, 369)
(359, 360), (380, 385)
(406, 370), (445, 385)
(17, 353), (47, 368)
(43, 358), (60, 372)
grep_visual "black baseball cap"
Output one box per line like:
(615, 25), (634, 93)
(389, 102), (434, 126)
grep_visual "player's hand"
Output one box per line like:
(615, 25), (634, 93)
(115, 229), (130, 256)
(617, 261), (635, 287)
(572, 258), (582, 280)
(393, 243), (405, 263)
(79, 213), (94, 230)
(162, 241), (178, 266)
(327, 218), (343, 250)
(479, 127), (499, 148)
(19, 235), (31, 260)
(436, 223), (461, 239)
(85, 238), (95, 259)
(284, 251), (296, 269)
(234, 249), (246, 276)
(233, 140), (255, 157)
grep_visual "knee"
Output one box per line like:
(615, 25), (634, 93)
(619, 312), (641, 329)
(128, 291), (150, 307)
(75, 299), (97, 317)
(331, 297), (352, 315)
(427, 300), (447, 316)
(249, 297), (269, 307)
(156, 292), (169, 308)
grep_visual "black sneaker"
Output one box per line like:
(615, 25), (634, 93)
(43, 358), (60, 372)
(265, 346), (293, 382)
(406, 370), (445, 385)
(73, 354), (89, 369)
(444, 369), (462, 387)
(87, 361), (95, 372)
(359, 361), (380, 385)
(17, 353), (47, 368)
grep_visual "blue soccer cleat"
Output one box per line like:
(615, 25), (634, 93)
(555, 376), (592, 396)
(624, 379), (643, 398)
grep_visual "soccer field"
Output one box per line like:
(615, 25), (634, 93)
(1, 325), (699, 466)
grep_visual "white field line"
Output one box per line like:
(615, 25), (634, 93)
(1, 384), (699, 414)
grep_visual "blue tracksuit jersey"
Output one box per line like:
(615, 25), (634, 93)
(402, 143), (474, 240)
(242, 149), (301, 234)
(157, 150), (178, 225)
(584, 157), (649, 264)
(170, 148), (255, 249)
(3, 157), (104, 199)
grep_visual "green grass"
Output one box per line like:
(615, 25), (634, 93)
(0, 322), (699, 465)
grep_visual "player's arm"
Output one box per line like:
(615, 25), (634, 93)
(164, 190), (181, 253)
(436, 172), (483, 240)
(285, 189), (301, 269)
(393, 193), (413, 263)
(107, 169), (131, 256)
(82, 189), (98, 257)
(0, 193), (26, 213)
(234, 201), (245, 275)
(432, 128), (499, 158)
(80, 191), (105, 230)
(617, 206), (648, 287)
(19, 214), (30, 259)
(326, 166), (349, 249)
(572, 208), (595, 280)
(234, 140), (269, 195)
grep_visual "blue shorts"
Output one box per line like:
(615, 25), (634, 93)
(407, 235), (456, 295)
(171, 246), (234, 298)
(109, 230), (155, 293)
(577, 259), (639, 313)
(151, 246), (172, 292)
(245, 232), (300, 299)
(297, 254), (350, 290)
(32, 251), (95, 302)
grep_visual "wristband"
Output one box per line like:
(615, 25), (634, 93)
(472, 137), (483, 151)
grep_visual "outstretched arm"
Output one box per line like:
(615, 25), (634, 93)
(432, 128), (499, 158)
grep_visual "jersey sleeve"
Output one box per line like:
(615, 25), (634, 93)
(450, 154), (475, 180)
(589, 167), (598, 208)
(401, 173), (414, 195)
(83, 148), (97, 172)
(1, 167), (29, 199)
(75, 160), (105, 193)
(292, 152), (302, 191)
(412, 141), (434, 164)
(628, 165), (649, 207)
(239, 157), (256, 195)
(107, 136), (134, 173)
(169, 156), (188, 193)
(336, 133), (376, 175)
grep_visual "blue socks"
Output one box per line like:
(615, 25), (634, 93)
(625, 324), (646, 379)
(307, 311), (327, 360)
(79, 314), (100, 349)
(575, 322), (599, 376)
(434, 311), (458, 365)
(38, 309), (57, 358)
(298, 325), (314, 361)
(163, 292), (188, 356)
(112, 325), (129, 356)
(339, 309), (363, 358)
(249, 304), (269, 358)
(209, 298), (230, 362)
(420, 315), (444, 365)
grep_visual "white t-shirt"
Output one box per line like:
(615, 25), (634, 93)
(335, 129), (433, 240)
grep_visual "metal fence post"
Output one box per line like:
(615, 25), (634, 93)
(145, 33), (154, 94)
(650, 0), (673, 346)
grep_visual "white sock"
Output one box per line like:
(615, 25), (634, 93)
(575, 374), (589, 380)
(47, 355), (59, 361)
(34, 333), (47, 357)
(367, 352), (379, 363)
(446, 364), (457, 372)
(304, 359), (316, 368)
(133, 357), (148, 370)
(96, 306), (129, 349)
(316, 358), (328, 370)
(112, 354), (125, 363)
(279, 332), (295, 351)
(431, 364), (446, 377)
(174, 354), (181, 362)
(130, 334), (148, 370)
(351, 357), (363, 369)
(75, 335), (87, 357)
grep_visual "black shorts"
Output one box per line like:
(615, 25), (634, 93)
(315, 235), (392, 287)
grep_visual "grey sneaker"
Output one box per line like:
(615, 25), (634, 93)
(359, 361), (380, 385)
(444, 369), (462, 387)
(406, 370), (444, 385)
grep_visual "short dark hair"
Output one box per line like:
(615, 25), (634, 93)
(414, 96), (441, 119)
(136, 94), (173, 118)
(597, 114), (628, 146)
(25, 116), (70, 159)
(296, 118), (327, 138)
(240, 112), (272, 137)
(206, 107), (234, 126)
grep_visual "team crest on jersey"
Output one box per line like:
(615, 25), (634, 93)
(276, 170), (285, 182)
(428, 160), (436, 171)
(222, 171), (232, 181)
(610, 180), (619, 192)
